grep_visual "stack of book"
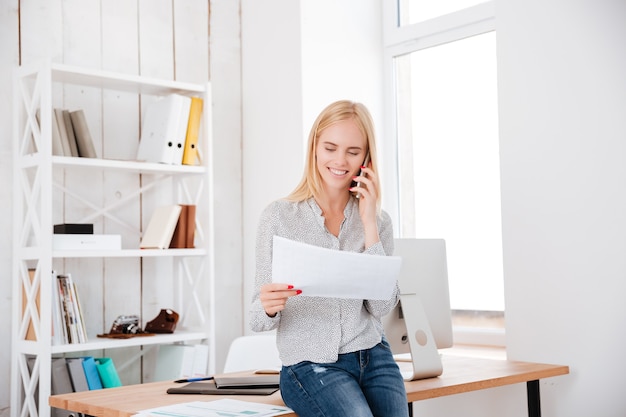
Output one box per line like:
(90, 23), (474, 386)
(38, 108), (98, 158)
(64, 356), (123, 390)
(136, 94), (204, 166)
(52, 272), (88, 345)
(140, 204), (196, 249)
(27, 355), (122, 416)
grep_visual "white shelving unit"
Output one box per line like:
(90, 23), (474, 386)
(11, 62), (215, 417)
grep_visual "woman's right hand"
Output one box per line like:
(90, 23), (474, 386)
(260, 283), (301, 317)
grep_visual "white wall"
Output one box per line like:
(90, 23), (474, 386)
(241, 0), (384, 328)
(412, 1), (626, 416)
(498, 0), (626, 416)
(209, 0), (245, 373)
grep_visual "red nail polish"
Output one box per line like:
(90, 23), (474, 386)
(287, 285), (294, 289)
(296, 290), (302, 295)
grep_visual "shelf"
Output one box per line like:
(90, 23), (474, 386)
(18, 62), (206, 96)
(53, 156), (206, 174)
(12, 62), (215, 417)
(15, 331), (208, 355)
(51, 331), (208, 354)
(18, 154), (206, 175)
(52, 248), (207, 258)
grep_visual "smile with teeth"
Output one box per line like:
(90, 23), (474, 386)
(329, 168), (348, 176)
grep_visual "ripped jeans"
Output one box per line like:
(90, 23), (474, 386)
(279, 339), (409, 417)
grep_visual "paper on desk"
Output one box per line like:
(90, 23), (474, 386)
(272, 236), (402, 300)
(133, 399), (292, 417)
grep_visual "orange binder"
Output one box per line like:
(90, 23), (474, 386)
(182, 97), (203, 165)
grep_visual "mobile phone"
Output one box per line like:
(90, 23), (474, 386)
(352, 153), (370, 198)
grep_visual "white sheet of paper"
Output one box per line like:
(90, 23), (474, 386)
(134, 399), (292, 417)
(271, 236), (402, 300)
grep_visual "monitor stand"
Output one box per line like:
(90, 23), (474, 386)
(398, 293), (443, 381)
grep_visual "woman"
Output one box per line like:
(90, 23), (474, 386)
(249, 100), (408, 417)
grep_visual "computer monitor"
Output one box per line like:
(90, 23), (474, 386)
(382, 238), (453, 380)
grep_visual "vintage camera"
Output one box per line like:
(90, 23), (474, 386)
(109, 315), (142, 335)
(145, 309), (179, 334)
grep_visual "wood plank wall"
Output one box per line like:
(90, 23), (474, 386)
(6, 0), (210, 392)
(2, 2), (247, 416)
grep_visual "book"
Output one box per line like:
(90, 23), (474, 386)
(81, 356), (103, 390)
(137, 94), (192, 164)
(52, 234), (121, 250)
(213, 373), (280, 389)
(66, 357), (90, 392)
(168, 204), (188, 249)
(69, 109), (98, 158)
(182, 96), (203, 165)
(72, 280), (88, 343)
(140, 205), (182, 249)
(56, 274), (76, 344)
(184, 205), (196, 248)
(56, 274), (87, 344)
(40, 108), (65, 156)
(166, 381), (279, 396)
(51, 358), (77, 417)
(95, 358), (122, 388)
(51, 270), (67, 345)
(55, 108), (73, 156)
(169, 205), (196, 249)
(62, 109), (80, 157)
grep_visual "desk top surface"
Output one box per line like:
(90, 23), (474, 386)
(49, 355), (569, 417)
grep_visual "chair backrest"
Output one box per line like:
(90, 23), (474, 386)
(222, 334), (282, 373)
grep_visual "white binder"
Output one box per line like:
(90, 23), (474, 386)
(137, 94), (192, 164)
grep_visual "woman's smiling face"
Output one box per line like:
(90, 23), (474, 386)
(315, 118), (368, 194)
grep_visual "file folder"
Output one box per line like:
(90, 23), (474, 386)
(182, 97), (203, 165)
(137, 94), (192, 164)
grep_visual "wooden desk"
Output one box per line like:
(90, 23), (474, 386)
(49, 355), (569, 417)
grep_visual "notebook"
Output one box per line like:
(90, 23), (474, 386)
(214, 373), (279, 388)
(166, 380), (279, 396)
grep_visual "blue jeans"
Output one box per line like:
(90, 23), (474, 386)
(279, 339), (409, 417)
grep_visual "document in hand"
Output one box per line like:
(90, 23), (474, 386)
(271, 236), (402, 300)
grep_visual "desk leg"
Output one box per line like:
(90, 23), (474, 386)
(408, 402), (413, 417)
(527, 380), (541, 417)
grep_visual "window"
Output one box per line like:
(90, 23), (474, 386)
(384, 2), (503, 342)
(397, 0), (486, 26)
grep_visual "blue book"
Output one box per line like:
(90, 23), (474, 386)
(95, 358), (122, 388)
(81, 356), (103, 390)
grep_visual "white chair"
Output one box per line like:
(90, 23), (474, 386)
(223, 334), (282, 373)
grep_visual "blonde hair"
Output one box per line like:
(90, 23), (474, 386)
(286, 100), (381, 207)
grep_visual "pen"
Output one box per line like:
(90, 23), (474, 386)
(174, 376), (214, 383)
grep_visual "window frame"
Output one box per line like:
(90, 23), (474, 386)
(381, 1), (504, 347)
